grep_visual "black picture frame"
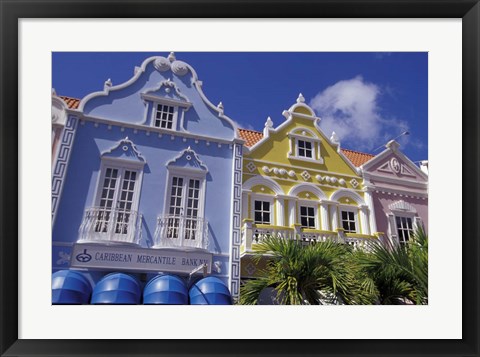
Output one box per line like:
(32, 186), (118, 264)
(1, 1), (479, 356)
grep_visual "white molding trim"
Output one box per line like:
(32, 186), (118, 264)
(360, 140), (428, 181)
(242, 175), (285, 196)
(75, 114), (241, 146)
(166, 146), (208, 173)
(371, 185), (428, 199)
(288, 182), (327, 200)
(243, 158), (361, 179)
(388, 200), (417, 213)
(330, 189), (366, 206)
(363, 172), (428, 188)
(77, 55), (240, 139)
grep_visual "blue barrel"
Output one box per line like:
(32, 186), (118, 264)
(91, 273), (141, 304)
(143, 275), (188, 305)
(52, 270), (92, 304)
(189, 277), (232, 305)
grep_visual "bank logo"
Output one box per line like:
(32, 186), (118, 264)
(76, 249), (92, 263)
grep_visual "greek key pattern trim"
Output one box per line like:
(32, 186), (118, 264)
(52, 116), (78, 222)
(229, 143), (242, 300)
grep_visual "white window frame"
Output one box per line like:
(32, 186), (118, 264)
(388, 210), (419, 245)
(151, 102), (179, 130)
(87, 158), (144, 242)
(141, 93), (192, 131)
(251, 194), (275, 225)
(296, 139), (314, 159)
(339, 206), (359, 233)
(297, 201), (318, 229)
(287, 130), (324, 164)
(163, 167), (207, 220)
(395, 214), (415, 245)
(93, 158), (144, 211)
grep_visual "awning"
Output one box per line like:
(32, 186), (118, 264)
(91, 273), (141, 304)
(52, 270), (92, 304)
(143, 275), (188, 305)
(189, 277), (232, 305)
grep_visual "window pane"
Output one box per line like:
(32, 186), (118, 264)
(342, 211), (348, 220)
(308, 218), (315, 227)
(407, 218), (413, 229)
(263, 213), (270, 223)
(263, 201), (269, 210)
(300, 206), (307, 215)
(255, 212), (262, 223)
(301, 217), (308, 227)
(307, 207), (314, 216)
(255, 201), (261, 210)
(349, 222), (356, 232)
(305, 141), (312, 149)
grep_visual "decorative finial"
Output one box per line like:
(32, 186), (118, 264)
(296, 93), (305, 103)
(104, 78), (112, 89)
(263, 116), (274, 137)
(217, 102), (224, 115)
(52, 88), (57, 96)
(330, 131), (339, 144)
(134, 66), (141, 75)
(168, 52), (176, 62)
(386, 140), (400, 152)
(265, 116), (273, 128)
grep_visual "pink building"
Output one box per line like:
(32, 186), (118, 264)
(358, 140), (428, 246)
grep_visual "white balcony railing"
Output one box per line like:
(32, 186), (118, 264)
(300, 229), (341, 244)
(252, 224), (295, 244)
(78, 207), (142, 244)
(241, 221), (381, 253)
(153, 215), (209, 250)
(344, 234), (375, 252)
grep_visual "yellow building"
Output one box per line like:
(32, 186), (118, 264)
(238, 94), (383, 278)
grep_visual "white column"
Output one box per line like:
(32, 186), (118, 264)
(359, 205), (370, 235)
(330, 204), (339, 231)
(363, 187), (377, 233)
(275, 197), (285, 226)
(319, 201), (330, 231)
(288, 198), (297, 226)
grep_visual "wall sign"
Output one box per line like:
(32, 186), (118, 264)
(70, 243), (212, 274)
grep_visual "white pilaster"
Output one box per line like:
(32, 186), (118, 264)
(364, 187), (377, 233)
(359, 205), (370, 235)
(319, 201), (330, 231)
(330, 203), (339, 231)
(275, 197), (285, 226)
(288, 198), (297, 226)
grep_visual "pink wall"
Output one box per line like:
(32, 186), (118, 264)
(373, 192), (428, 236)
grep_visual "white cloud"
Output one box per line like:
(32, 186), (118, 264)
(309, 76), (410, 152)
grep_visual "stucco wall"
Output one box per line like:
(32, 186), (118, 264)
(373, 192), (428, 237)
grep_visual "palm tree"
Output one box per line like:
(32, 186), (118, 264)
(239, 236), (376, 305)
(353, 227), (428, 305)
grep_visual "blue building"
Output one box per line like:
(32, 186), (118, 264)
(51, 53), (243, 304)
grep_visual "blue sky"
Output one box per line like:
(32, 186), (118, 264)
(52, 52), (428, 162)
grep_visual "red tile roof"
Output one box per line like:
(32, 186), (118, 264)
(238, 128), (264, 147)
(59, 95), (81, 109)
(341, 148), (375, 167)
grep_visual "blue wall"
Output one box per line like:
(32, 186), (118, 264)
(52, 56), (239, 286)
